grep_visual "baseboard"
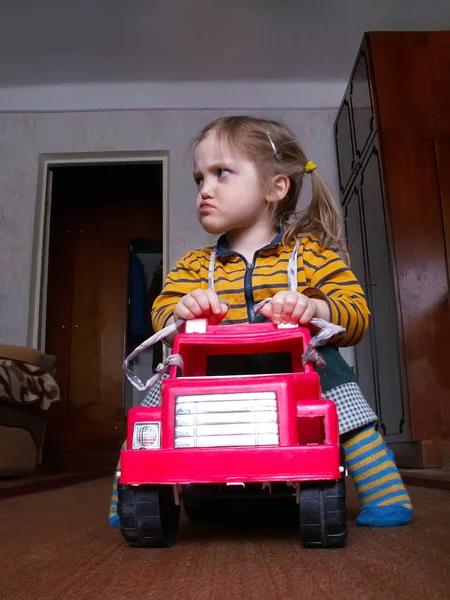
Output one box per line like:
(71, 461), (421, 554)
(0, 472), (106, 499)
(388, 439), (443, 469)
(49, 453), (119, 474)
(400, 468), (450, 491)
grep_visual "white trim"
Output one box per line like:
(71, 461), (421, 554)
(0, 81), (346, 112)
(27, 151), (169, 350)
(37, 169), (53, 350)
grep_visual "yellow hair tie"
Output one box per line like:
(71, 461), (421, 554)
(305, 161), (317, 174)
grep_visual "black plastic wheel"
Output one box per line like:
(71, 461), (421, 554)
(118, 484), (180, 548)
(299, 449), (347, 548)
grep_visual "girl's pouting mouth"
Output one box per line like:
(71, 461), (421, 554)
(198, 202), (215, 212)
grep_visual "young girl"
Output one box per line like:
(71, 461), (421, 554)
(109, 116), (412, 528)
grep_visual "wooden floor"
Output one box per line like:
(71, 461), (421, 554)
(0, 477), (449, 600)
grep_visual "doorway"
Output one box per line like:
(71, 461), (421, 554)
(125, 237), (163, 413)
(30, 156), (168, 473)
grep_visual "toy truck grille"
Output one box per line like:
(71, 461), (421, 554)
(174, 391), (279, 448)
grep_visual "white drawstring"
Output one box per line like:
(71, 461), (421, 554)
(122, 319), (184, 391)
(287, 239), (300, 292)
(208, 248), (217, 291)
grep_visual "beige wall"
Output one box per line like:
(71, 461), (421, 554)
(0, 109), (339, 345)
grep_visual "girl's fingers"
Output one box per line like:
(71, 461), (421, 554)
(175, 288), (224, 322)
(280, 292), (300, 324)
(190, 289), (213, 315)
(260, 301), (273, 320)
(289, 297), (308, 324)
(219, 302), (229, 317)
(177, 291), (314, 326)
(179, 293), (204, 318)
(299, 301), (315, 325)
(174, 301), (197, 321)
(271, 292), (300, 324)
(261, 293), (314, 326)
(270, 292), (286, 324)
(204, 288), (223, 315)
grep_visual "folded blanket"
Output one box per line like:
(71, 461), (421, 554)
(0, 359), (60, 411)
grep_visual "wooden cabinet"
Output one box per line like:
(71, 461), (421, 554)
(344, 140), (406, 442)
(350, 46), (376, 160)
(335, 32), (450, 467)
(335, 98), (355, 195)
(335, 38), (376, 197)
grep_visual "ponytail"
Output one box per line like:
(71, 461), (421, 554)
(282, 170), (347, 253)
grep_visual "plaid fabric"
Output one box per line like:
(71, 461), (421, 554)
(141, 376), (377, 435)
(322, 381), (377, 435)
(141, 377), (164, 407)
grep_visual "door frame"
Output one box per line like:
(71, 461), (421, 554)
(28, 151), (169, 350)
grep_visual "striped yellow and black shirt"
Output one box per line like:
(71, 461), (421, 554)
(152, 234), (370, 347)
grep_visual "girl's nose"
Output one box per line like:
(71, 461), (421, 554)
(201, 177), (215, 199)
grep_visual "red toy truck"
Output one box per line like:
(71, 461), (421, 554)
(117, 319), (347, 549)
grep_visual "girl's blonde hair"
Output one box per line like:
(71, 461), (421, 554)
(193, 116), (346, 251)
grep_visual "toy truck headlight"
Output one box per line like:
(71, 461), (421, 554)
(132, 422), (161, 449)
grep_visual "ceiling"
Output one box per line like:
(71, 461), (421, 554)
(0, 0), (449, 87)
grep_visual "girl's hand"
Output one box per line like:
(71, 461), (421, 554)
(260, 291), (318, 325)
(173, 288), (228, 322)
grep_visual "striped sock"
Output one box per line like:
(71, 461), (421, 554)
(343, 426), (413, 527)
(109, 440), (127, 527)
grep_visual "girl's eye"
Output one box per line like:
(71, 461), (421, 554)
(194, 176), (203, 186)
(218, 168), (231, 178)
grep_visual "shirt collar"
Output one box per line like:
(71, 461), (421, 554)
(216, 231), (283, 258)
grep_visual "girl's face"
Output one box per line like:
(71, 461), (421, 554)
(193, 130), (274, 236)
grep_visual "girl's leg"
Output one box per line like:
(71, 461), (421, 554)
(108, 440), (127, 527)
(342, 426), (412, 526)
